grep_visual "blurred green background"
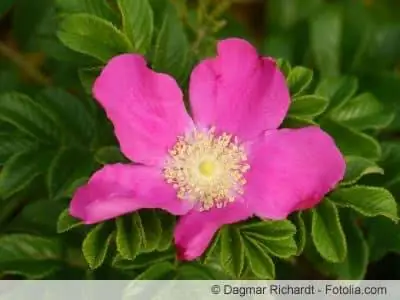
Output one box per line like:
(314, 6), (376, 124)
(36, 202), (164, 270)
(1, 0), (400, 280)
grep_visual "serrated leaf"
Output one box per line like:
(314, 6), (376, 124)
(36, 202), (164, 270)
(310, 5), (342, 77)
(58, 13), (133, 62)
(117, 0), (153, 54)
(139, 210), (162, 253)
(135, 261), (175, 279)
(291, 212), (306, 255)
(57, 208), (83, 233)
(330, 93), (395, 130)
(37, 88), (95, 143)
(95, 146), (128, 164)
(330, 186), (398, 221)
(289, 95), (328, 117)
(321, 119), (381, 160)
(82, 223), (114, 269)
(0, 93), (58, 142)
(220, 226), (245, 277)
(0, 149), (54, 199)
(341, 156), (384, 185)
(0, 132), (37, 165)
(287, 66), (313, 96)
(116, 214), (143, 260)
(243, 236), (275, 279)
(0, 234), (62, 278)
(329, 211), (368, 280)
(261, 236), (298, 258)
(240, 219), (296, 241)
(311, 198), (347, 262)
(47, 148), (95, 200)
(151, 3), (190, 83)
(55, 0), (117, 23)
(316, 76), (358, 110)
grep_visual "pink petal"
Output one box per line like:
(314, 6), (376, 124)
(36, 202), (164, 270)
(189, 38), (290, 141)
(69, 164), (193, 224)
(174, 201), (253, 261)
(244, 127), (345, 219)
(93, 54), (194, 167)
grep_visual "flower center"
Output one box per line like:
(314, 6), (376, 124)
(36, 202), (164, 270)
(163, 127), (250, 211)
(198, 160), (215, 177)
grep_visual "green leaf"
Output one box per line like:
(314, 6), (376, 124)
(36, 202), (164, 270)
(157, 212), (175, 251)
(0, 234), (62, 278)
(320, 119), (381, 160)
(330, 186), (398, 221)
(116, 214), (143, 260)
(135, 261), (175, 279)
(220, 226), (245, 277)
(316, 76), (358, 110)
(151, 3), (190, 82)
(281, 116), (317, 128)
(243, 236), (275, 279)
(57, 208), (83, 233)
(55, 0), (117, 23)
(0, 93), (58, 142)
(311, 198), (347, 262)
(82, 223), (114, 269)
(291, 212), (306, 255)
(240, 219), (296, 241)
(47, 148), (95, 200)
(95, 146), (128, 164)
(276, 58), (291, 78)
(329, 212), (368, 280)
(37, 88), (96, 143)
(78, 66), (102, 94)
(341, 156), (384, 185)
(310, 5), (342, 77)
(117, 0), (153, 54)
(329, 93), (395, 130)
(0, 132), (37, 165)
(0, 149), (54, 199)
(289, 95), (328, 117)
(8, 199), (66, 235)
(12, 0), (53, 50)
(287, 66), (313, 96)
(58, 13), (133, 62)
(261, 236), (298, 258)
(139, 210), (162, 253)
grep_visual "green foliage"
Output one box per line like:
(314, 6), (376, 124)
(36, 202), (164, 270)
(311, 198), (347, 262)
(0, 0), (399, 281)
(58, 14), (134, 62)
(117, 0), (154, 54)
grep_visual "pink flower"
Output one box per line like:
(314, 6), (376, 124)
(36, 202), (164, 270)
(69, 38), (345, 260)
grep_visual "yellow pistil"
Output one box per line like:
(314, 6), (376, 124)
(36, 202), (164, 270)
(163, 127), (250, 211)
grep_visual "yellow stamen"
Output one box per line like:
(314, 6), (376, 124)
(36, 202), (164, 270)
(163, 127), (250, 211)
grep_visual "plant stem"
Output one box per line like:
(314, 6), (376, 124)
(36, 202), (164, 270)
(0, 41), (51, 86)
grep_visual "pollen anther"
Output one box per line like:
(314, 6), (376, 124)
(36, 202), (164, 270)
(163, 127), (250, 211)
